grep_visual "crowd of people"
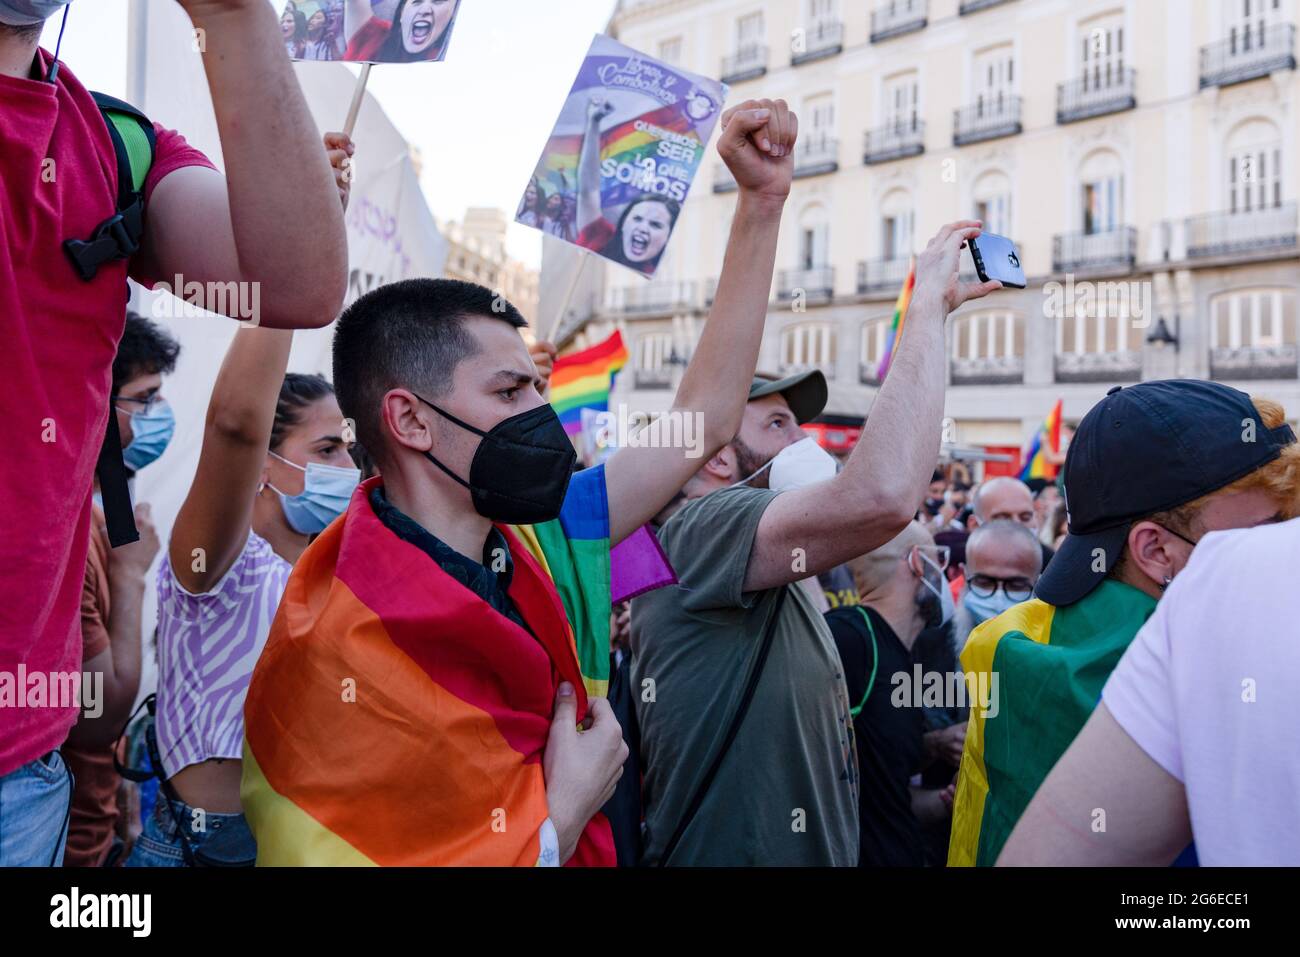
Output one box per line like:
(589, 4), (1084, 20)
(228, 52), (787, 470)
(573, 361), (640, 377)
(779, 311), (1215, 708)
(2, 0), (1298, 870)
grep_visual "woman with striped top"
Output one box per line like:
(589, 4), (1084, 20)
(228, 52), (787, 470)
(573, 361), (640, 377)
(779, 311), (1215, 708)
(125, 133), (359, 867)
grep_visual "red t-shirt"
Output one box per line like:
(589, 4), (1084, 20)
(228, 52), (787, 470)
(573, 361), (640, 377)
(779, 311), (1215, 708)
(0, 51), (213, 777)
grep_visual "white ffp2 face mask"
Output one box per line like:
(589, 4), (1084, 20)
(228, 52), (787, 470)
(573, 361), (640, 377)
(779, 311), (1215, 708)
(767, 436), (839, 492)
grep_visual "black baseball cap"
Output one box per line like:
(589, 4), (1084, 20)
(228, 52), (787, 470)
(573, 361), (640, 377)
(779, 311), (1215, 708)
(1035, 379), (1295, 606)
(748, 370), (828, 425)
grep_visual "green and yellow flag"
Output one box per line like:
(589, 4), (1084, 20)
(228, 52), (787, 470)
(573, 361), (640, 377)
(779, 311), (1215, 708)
(948, 580), (1157, 866)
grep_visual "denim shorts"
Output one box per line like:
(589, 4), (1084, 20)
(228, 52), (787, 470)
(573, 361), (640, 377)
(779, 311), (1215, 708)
(123, 793), (253, 867)
(0, 751), (72, 866)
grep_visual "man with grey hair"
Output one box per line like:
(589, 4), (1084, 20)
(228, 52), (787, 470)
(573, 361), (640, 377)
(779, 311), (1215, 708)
(969, 476), (1055, 570)
(953, 519), (1043, 649)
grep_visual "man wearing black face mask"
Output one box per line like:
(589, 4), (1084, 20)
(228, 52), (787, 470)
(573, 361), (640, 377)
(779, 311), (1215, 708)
(825, 522), (957, 866)
(241, 99), (805, 866)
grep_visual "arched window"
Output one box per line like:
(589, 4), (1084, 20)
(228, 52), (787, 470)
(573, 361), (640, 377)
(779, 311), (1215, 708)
(879, 187), (914, 261)
(635, 332), (675, 389)
(1055, 286), (1143, 381)
(860, 316), (892, 384)
(798, 203), (830, 269)
(1078, 147), (1124, 234)
(972, 169), (1012, 237)
(1209, 287), (1299, 380)
(951, 311), (1024, 384)
(1226, 118), (1283, 213)
(781, 322), (837, 378)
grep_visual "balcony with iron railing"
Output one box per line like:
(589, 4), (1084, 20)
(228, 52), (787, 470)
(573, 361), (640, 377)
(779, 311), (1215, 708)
(792, 19), (843, 65)
(633, 366), (676, 390)
(1209, 343), (1299, 380)
(1054, 350), (1142, 383)
(951, 354), (1025, 386)
(857, 257), (911, 295)
(721, 43), (769, 84)
(871, 0), (927, 43)
(1200, 22), (1296, 88)
(960, 0), (1016, 15)
(779, 360), (837, 381)
(777, 266), (836, 303)
(953, 94), (1022, 146)
(1057, 67), (1137, 124)
(713, 163), (738, 193)
(793, 134), (839, 178)
(601, 280), (700, 317)
(1185, 202), (1298, 260)
(1052, 227), (1137, 273)
(864, 118), (925, 164)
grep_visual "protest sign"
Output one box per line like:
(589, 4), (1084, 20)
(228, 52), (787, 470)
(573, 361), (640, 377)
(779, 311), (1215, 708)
(278, 1), (463, 64)
(517, 34), (727, 279)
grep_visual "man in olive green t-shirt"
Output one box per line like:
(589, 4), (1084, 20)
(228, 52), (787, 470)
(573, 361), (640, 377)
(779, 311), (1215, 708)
(630, 221), (1003, 865)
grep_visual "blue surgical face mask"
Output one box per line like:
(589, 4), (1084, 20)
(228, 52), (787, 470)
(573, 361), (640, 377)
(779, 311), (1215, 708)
(962, 588), (1020, 626)
(121, 398), (175, 472)
(267, 451), (360, 535)
(0, 0), (71, 27)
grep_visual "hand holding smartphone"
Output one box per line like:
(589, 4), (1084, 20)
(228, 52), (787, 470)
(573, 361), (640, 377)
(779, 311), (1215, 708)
(967, 232), (1026, 289)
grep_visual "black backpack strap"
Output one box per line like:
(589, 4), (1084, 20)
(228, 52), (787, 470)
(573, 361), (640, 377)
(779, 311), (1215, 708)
(80, 92), (155, 546)
(96, 406), (139, 548)
(657, 585), (789, 866)
(64, 92), (156, 282)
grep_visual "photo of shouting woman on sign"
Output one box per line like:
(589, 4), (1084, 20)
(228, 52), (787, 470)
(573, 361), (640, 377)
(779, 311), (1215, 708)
(575, 96), (681, 276)
(344, 0), (461, 63)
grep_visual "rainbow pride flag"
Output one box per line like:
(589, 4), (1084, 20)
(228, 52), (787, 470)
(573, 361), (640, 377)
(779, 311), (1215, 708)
(875, 258), (916, 380)
(242, 470), (618, 866)
(551, 330), (629, 436)
(1018, 398), (1063, 482)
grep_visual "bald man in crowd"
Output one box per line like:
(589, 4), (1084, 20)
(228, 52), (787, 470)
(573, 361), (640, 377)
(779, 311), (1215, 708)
(824, 522), (960, 866)
(953, 520), (1044, 649)
(969, 476), (1055, 570)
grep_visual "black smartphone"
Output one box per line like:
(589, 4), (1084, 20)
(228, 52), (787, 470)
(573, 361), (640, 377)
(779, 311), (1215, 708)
(967, 232), (1025, 289)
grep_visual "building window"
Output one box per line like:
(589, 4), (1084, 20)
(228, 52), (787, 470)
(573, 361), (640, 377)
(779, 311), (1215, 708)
(737, 11), (765, 51)
(781, 322), (837, 370)
(880, 188), (915, 261)
(952, 311), (1023, 360)
(1079, 148), (1124, 233)
(972, 169), (1012, 236)
(1080, 12), (1124, 90)
(884, 71), (920, 132)
(1211, 288), (1297, 349)
(1057, 300), (1144, 355)
(1227, 119), (1283, 214)
(861, 317), (892, 367)
(658, 36), (683, 65)
(972, 43), (1015, 114)
(638, 332), (674, 369)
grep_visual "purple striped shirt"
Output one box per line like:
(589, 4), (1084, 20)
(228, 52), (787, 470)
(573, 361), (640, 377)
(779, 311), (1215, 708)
(154, 531), (292, 778)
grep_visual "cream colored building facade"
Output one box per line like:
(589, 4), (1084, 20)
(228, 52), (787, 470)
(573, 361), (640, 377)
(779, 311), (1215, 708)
(444, 207), (541, 327)
(553, 0), (1300, 468)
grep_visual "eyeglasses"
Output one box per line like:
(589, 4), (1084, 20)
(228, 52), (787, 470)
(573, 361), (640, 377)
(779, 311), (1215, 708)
(113, 393), (164, 414)
(967, 574), (1035, 602)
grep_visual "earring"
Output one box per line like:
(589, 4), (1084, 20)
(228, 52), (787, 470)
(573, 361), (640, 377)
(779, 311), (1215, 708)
(1162, 575), (1173, 586)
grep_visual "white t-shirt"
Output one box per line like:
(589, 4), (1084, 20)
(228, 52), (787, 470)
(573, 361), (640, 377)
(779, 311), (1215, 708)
(1102, 516), (1300, 866)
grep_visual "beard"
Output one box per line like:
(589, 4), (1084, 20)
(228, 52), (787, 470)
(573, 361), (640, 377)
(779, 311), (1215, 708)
(731, 437), (771, 488)
(915, 580), (943, 629)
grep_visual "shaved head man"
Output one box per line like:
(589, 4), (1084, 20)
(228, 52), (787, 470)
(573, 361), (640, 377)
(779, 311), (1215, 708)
(953, 519), (1043, 650)
(825, 521), (957, 865)
(970, 477), (1036, 529)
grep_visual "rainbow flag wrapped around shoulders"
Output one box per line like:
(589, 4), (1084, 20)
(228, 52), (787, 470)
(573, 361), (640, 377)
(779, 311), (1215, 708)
(1018, 398), (1063, 482)
(551, 330), (629, 436)
(242, 468), (618, 866)
(948, 580), (1158, 866)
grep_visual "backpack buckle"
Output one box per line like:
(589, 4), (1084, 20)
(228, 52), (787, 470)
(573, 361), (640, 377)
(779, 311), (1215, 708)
(64, 207), (143, 281)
